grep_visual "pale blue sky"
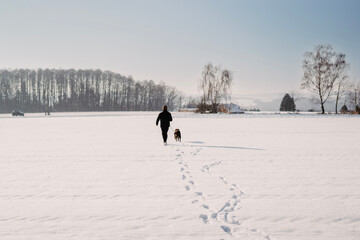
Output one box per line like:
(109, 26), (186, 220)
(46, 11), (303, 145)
(0, 0), (359, 101)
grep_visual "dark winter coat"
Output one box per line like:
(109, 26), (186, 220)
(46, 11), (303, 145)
(156, 110), (172, 128)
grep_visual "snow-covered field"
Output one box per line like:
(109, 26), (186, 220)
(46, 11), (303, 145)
(0, 112), (359, 240)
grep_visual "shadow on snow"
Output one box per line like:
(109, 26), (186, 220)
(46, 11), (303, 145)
(169, 141), (264, 151)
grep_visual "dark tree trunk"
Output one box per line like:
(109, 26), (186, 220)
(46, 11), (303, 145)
(321, 103), (325, 114)
(335, 94), (340, 114)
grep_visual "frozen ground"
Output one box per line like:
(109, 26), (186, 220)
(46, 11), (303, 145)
(0, 112), (359, 240)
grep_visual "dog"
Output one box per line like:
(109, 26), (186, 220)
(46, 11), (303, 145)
(174, 129), (181, 142)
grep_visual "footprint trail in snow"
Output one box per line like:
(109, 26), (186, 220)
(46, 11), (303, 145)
(174, 145), (271, 240)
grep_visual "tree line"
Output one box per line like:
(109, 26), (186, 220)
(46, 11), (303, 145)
(0, 68), (181, 113)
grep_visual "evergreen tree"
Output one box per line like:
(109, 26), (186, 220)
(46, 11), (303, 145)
(280, 93), (296, 112)
(356, 105), (360, 114)
(340, 104), (348, 113)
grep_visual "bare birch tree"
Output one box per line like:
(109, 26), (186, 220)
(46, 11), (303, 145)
(347, 82), (360, 110)
(334, 76), (351, 113)
(302, 45), (347, 114)
(198, 63), (233, 113)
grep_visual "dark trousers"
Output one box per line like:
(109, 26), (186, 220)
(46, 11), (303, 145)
(161, 126), (169, 143)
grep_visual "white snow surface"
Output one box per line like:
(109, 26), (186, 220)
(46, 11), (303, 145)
(0, 112), (359, 240)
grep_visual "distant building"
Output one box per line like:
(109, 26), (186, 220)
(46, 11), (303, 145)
(221, 103), (244, 114)
(229, 104), (244, 114)
(178, 108), (197, 113)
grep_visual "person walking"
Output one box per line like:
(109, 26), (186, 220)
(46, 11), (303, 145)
(156, 105), (173, 145)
